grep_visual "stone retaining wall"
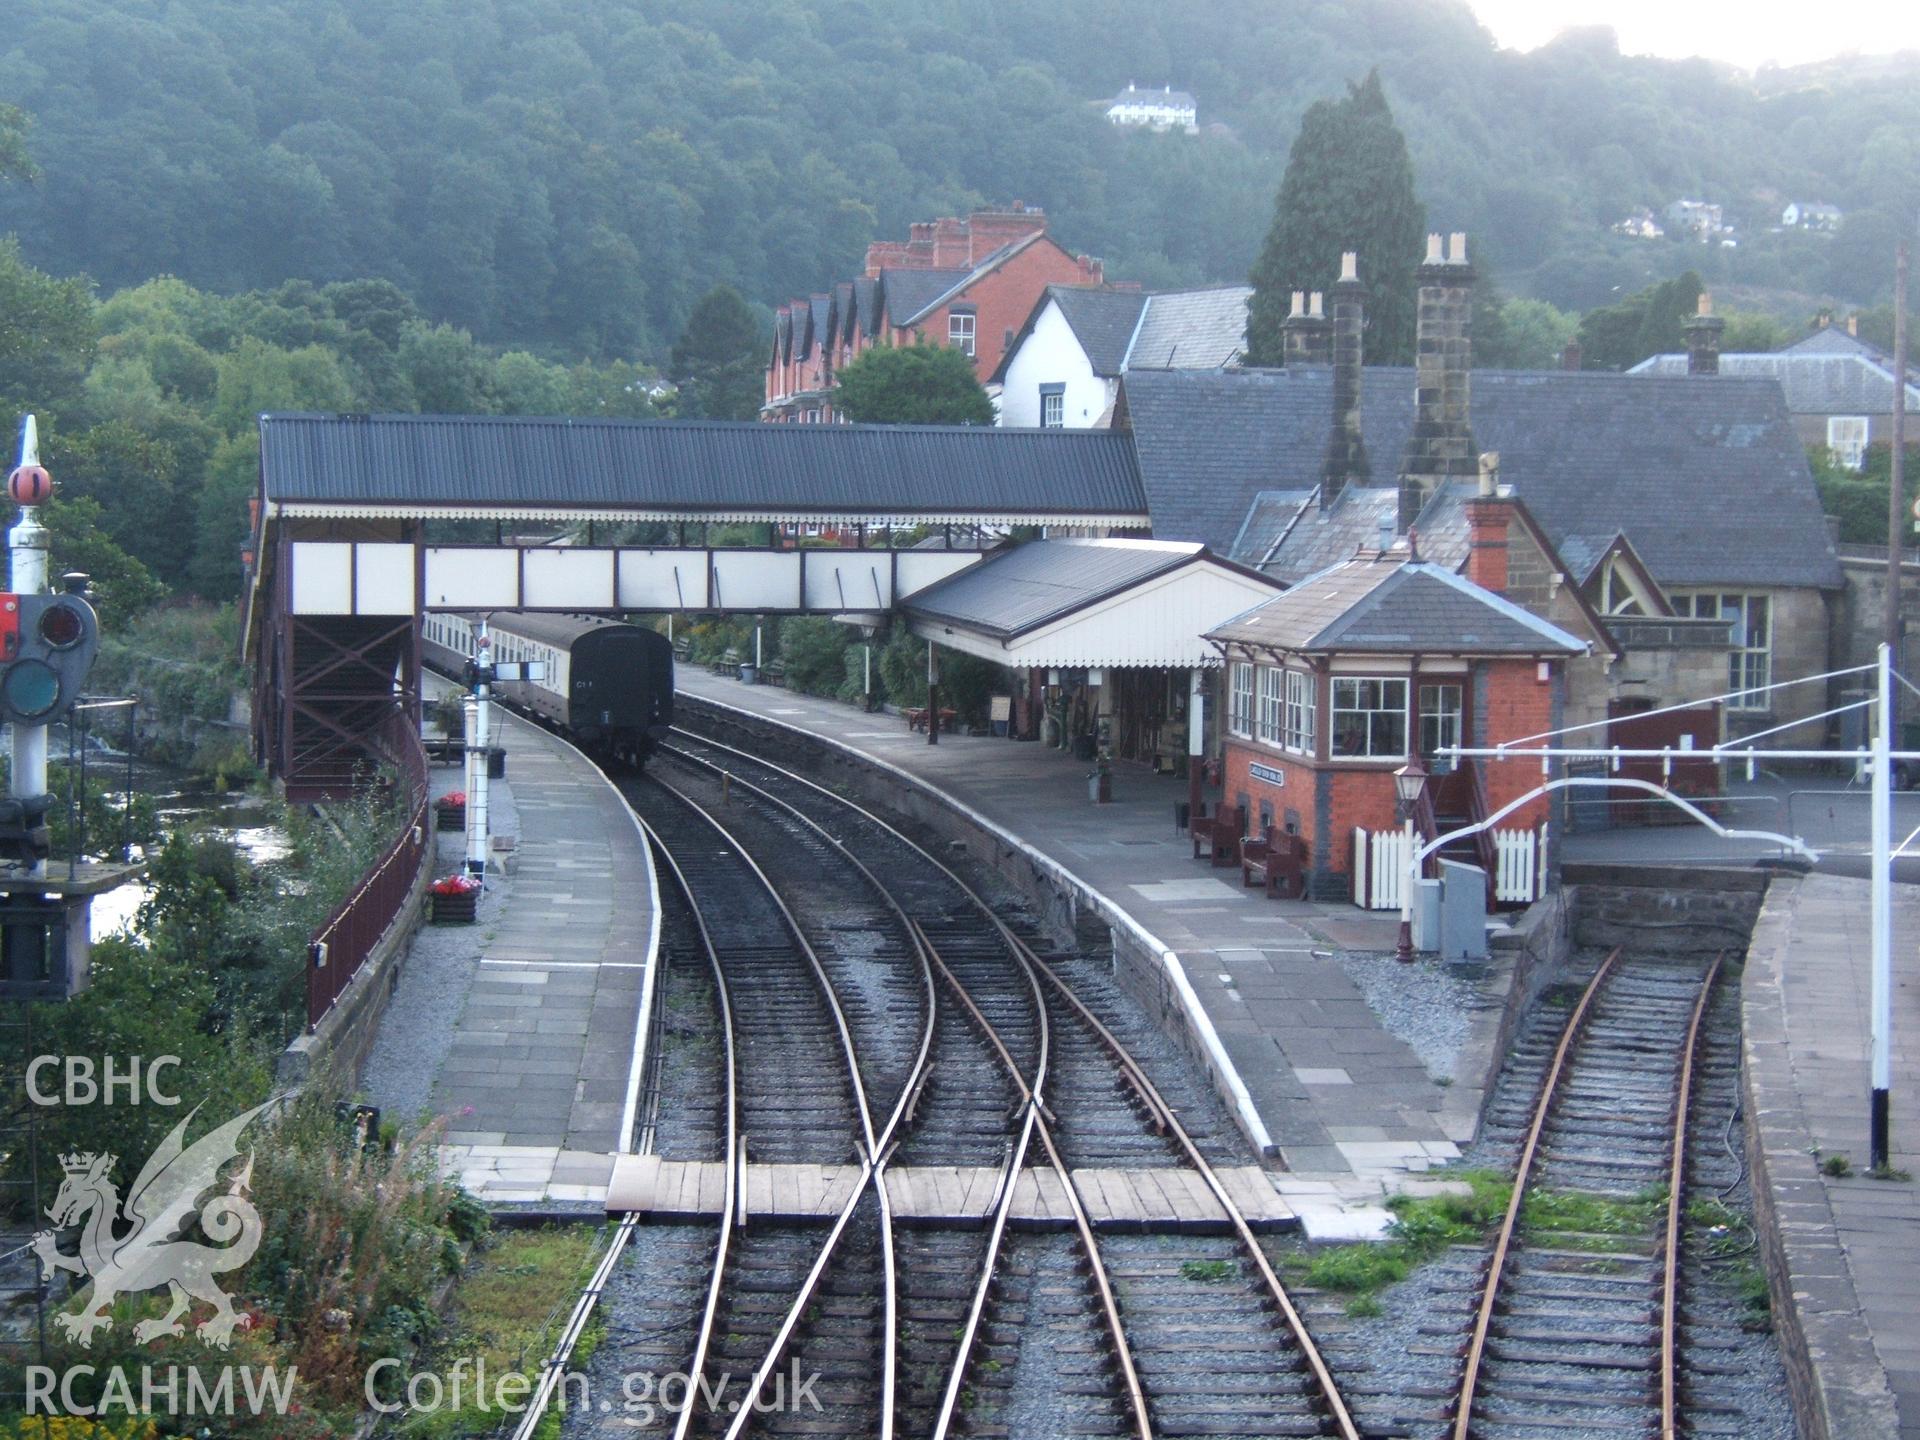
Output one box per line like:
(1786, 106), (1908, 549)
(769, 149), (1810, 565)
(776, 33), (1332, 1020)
(1564, 861), (1769, 956)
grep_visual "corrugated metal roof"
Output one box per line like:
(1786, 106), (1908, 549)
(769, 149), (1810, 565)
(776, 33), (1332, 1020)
(489, 612), (638, 647)
(1206, 557), (1585, 655)
(258, 413), (1149, 521)
(904, 537), (1205, 637)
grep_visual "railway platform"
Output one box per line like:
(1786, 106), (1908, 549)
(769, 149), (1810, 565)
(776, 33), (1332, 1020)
(1744, 872), (1918, 1438)
(360, 691), (656, 1205)
(675, 669), (1509, 1217)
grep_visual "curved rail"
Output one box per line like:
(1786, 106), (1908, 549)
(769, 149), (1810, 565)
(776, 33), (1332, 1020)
(646, 770), (935, 1440)
(661, 741), (1152, 1439)
(643, 825), (744, 1440)
(1662, 953), (1724, 1440)
(1452, 946), (1624, 1440)
(662, 729), (1360, 1440)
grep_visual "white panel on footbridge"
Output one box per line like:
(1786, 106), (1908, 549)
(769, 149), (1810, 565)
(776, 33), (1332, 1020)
(803, 554), (893, 611)
(616, 551), (713, 610)
(424, 548), (520, 610)
(289, 542), (417, 616)
(710, 551), (802, 611)
(524, 548), (615, 608)
(896, 551), (985, 598)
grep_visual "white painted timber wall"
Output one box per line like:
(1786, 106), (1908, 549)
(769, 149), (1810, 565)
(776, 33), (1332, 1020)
(286, 542), (982, 615)
(997, 298), (1118, 429)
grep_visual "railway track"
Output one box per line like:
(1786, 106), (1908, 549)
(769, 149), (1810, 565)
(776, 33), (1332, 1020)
(646, 725), (1362, 1440)
(1447, 949), (1723, 1440)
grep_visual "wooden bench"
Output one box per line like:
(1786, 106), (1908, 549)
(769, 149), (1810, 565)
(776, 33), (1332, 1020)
(904, 706), (957, 733)
(1190, 811), (1241, 867)
(1241, 826), (1309, 899)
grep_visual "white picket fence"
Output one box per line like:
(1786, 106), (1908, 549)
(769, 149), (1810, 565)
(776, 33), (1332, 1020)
(1351, 824), (1543, 910)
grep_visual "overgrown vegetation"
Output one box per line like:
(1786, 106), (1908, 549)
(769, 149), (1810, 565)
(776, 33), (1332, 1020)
(395, 1227), (610, 1439)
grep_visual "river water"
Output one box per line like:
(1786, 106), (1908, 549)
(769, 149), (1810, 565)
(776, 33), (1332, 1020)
(81, 753), (291, 939)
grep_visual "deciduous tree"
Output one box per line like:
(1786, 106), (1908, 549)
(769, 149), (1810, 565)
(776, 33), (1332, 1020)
(832, 340), (994, 426)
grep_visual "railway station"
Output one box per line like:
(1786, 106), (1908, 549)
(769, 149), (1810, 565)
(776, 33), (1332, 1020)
(226, 247), (1918, 1437)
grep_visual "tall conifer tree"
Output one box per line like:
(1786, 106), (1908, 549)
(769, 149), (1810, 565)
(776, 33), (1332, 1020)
(1246, 72), (1426, 366)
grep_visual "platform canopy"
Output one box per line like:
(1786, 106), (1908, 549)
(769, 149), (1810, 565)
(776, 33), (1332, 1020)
(901, 538), (1283, 670)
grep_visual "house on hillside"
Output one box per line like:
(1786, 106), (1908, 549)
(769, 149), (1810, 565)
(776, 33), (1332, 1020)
(1612, 208), (1665, 240)
(1114, 241), (1843, 752)
(1666, 199), (1727, 240)
(1104, 84), (1198, 133)
(1629, 307), (1920, 469)
(994, 284), (1250, 428)
(1782, 202), (1843, 231)
(763, 207), (1105, 422)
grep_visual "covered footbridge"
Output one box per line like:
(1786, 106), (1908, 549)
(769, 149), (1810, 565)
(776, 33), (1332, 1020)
(243, 412), (1150, 795)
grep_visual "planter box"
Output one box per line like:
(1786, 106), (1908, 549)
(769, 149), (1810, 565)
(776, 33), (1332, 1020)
(429, 889), (478, 924)
(435, 804), (466, 832)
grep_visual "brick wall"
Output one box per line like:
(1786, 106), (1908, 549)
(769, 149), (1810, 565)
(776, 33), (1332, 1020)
(900, 237), (1104, 383)
(1480, 659), (1556, 827)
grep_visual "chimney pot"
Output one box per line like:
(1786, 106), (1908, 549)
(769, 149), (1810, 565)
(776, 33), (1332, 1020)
(1425, 234), (1444, 265)
(1561, 340), (1582, 371)
(1448, 232), (1468, 265)
(1289, 290), (1305, 319)
(1848, 314), (1859, 336)
(1697, 292), (1713, 316)
(1478, 451), (1499, 497)
(1308, 291), (1324, 319)
(1339, 251), (1358, 283)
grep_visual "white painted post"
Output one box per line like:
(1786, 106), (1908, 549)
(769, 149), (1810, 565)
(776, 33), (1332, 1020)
(8, 416), (51, 876)
(1872, 641), (1893, 1169)
(1401, 814), (1416, 929)
(466, 622), (491, 881)
(755, 624), (763, 671)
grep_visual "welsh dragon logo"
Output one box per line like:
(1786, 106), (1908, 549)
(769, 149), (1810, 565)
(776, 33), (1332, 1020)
(30, 1101), (272, 1349)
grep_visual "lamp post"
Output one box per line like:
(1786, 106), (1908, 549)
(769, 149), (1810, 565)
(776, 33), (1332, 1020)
(1393, 755), (1429, 962)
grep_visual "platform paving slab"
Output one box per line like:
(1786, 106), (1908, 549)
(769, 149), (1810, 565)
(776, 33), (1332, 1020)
(361, 698), (654, 1206)
(1744, 872), (1916, 1438)
(677, 670), (1498, 1186)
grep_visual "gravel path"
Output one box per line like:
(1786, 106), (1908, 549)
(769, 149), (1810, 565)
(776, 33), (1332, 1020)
(1329, 947), (1481, 1082)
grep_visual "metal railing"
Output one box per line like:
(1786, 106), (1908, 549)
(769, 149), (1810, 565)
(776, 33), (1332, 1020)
(305, 709), (430, 1028)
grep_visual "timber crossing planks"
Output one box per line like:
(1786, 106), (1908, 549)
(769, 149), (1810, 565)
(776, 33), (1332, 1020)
(606, 1156), (1298, 1232)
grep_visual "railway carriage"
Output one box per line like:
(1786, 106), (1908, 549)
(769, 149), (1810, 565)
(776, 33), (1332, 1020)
(422, 611), (674, 766)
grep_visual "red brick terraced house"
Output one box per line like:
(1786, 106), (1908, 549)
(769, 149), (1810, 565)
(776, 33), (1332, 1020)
(764, 206), (1105, 422)
(1203, 548), (1586, 902)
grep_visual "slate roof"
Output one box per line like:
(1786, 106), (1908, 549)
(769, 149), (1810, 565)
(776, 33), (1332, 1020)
(1205, 557), (1586, 656)
(1782, 326), (1888, 361)
(1120, 367), (1843, 590)
(258, 414), (1150, 521)
(1629, 351), (1920, 417)
(1049, 287), (1149, 377)
(1126, 287), (1250, 371)
(852, 276), (880, 338)
(881, 268), (970, 328)
(904, 538), (1209, 637)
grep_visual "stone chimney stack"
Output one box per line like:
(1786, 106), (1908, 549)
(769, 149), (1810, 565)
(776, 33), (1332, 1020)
(1465, 451), (1510, 594)
(1321, 253), (1369, 510)
(1683, 292), (1725, 376)
(1398, 232), (1476, 532)
(1283, 290), (1332, 366)
(1560, 340), (1582, 371)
